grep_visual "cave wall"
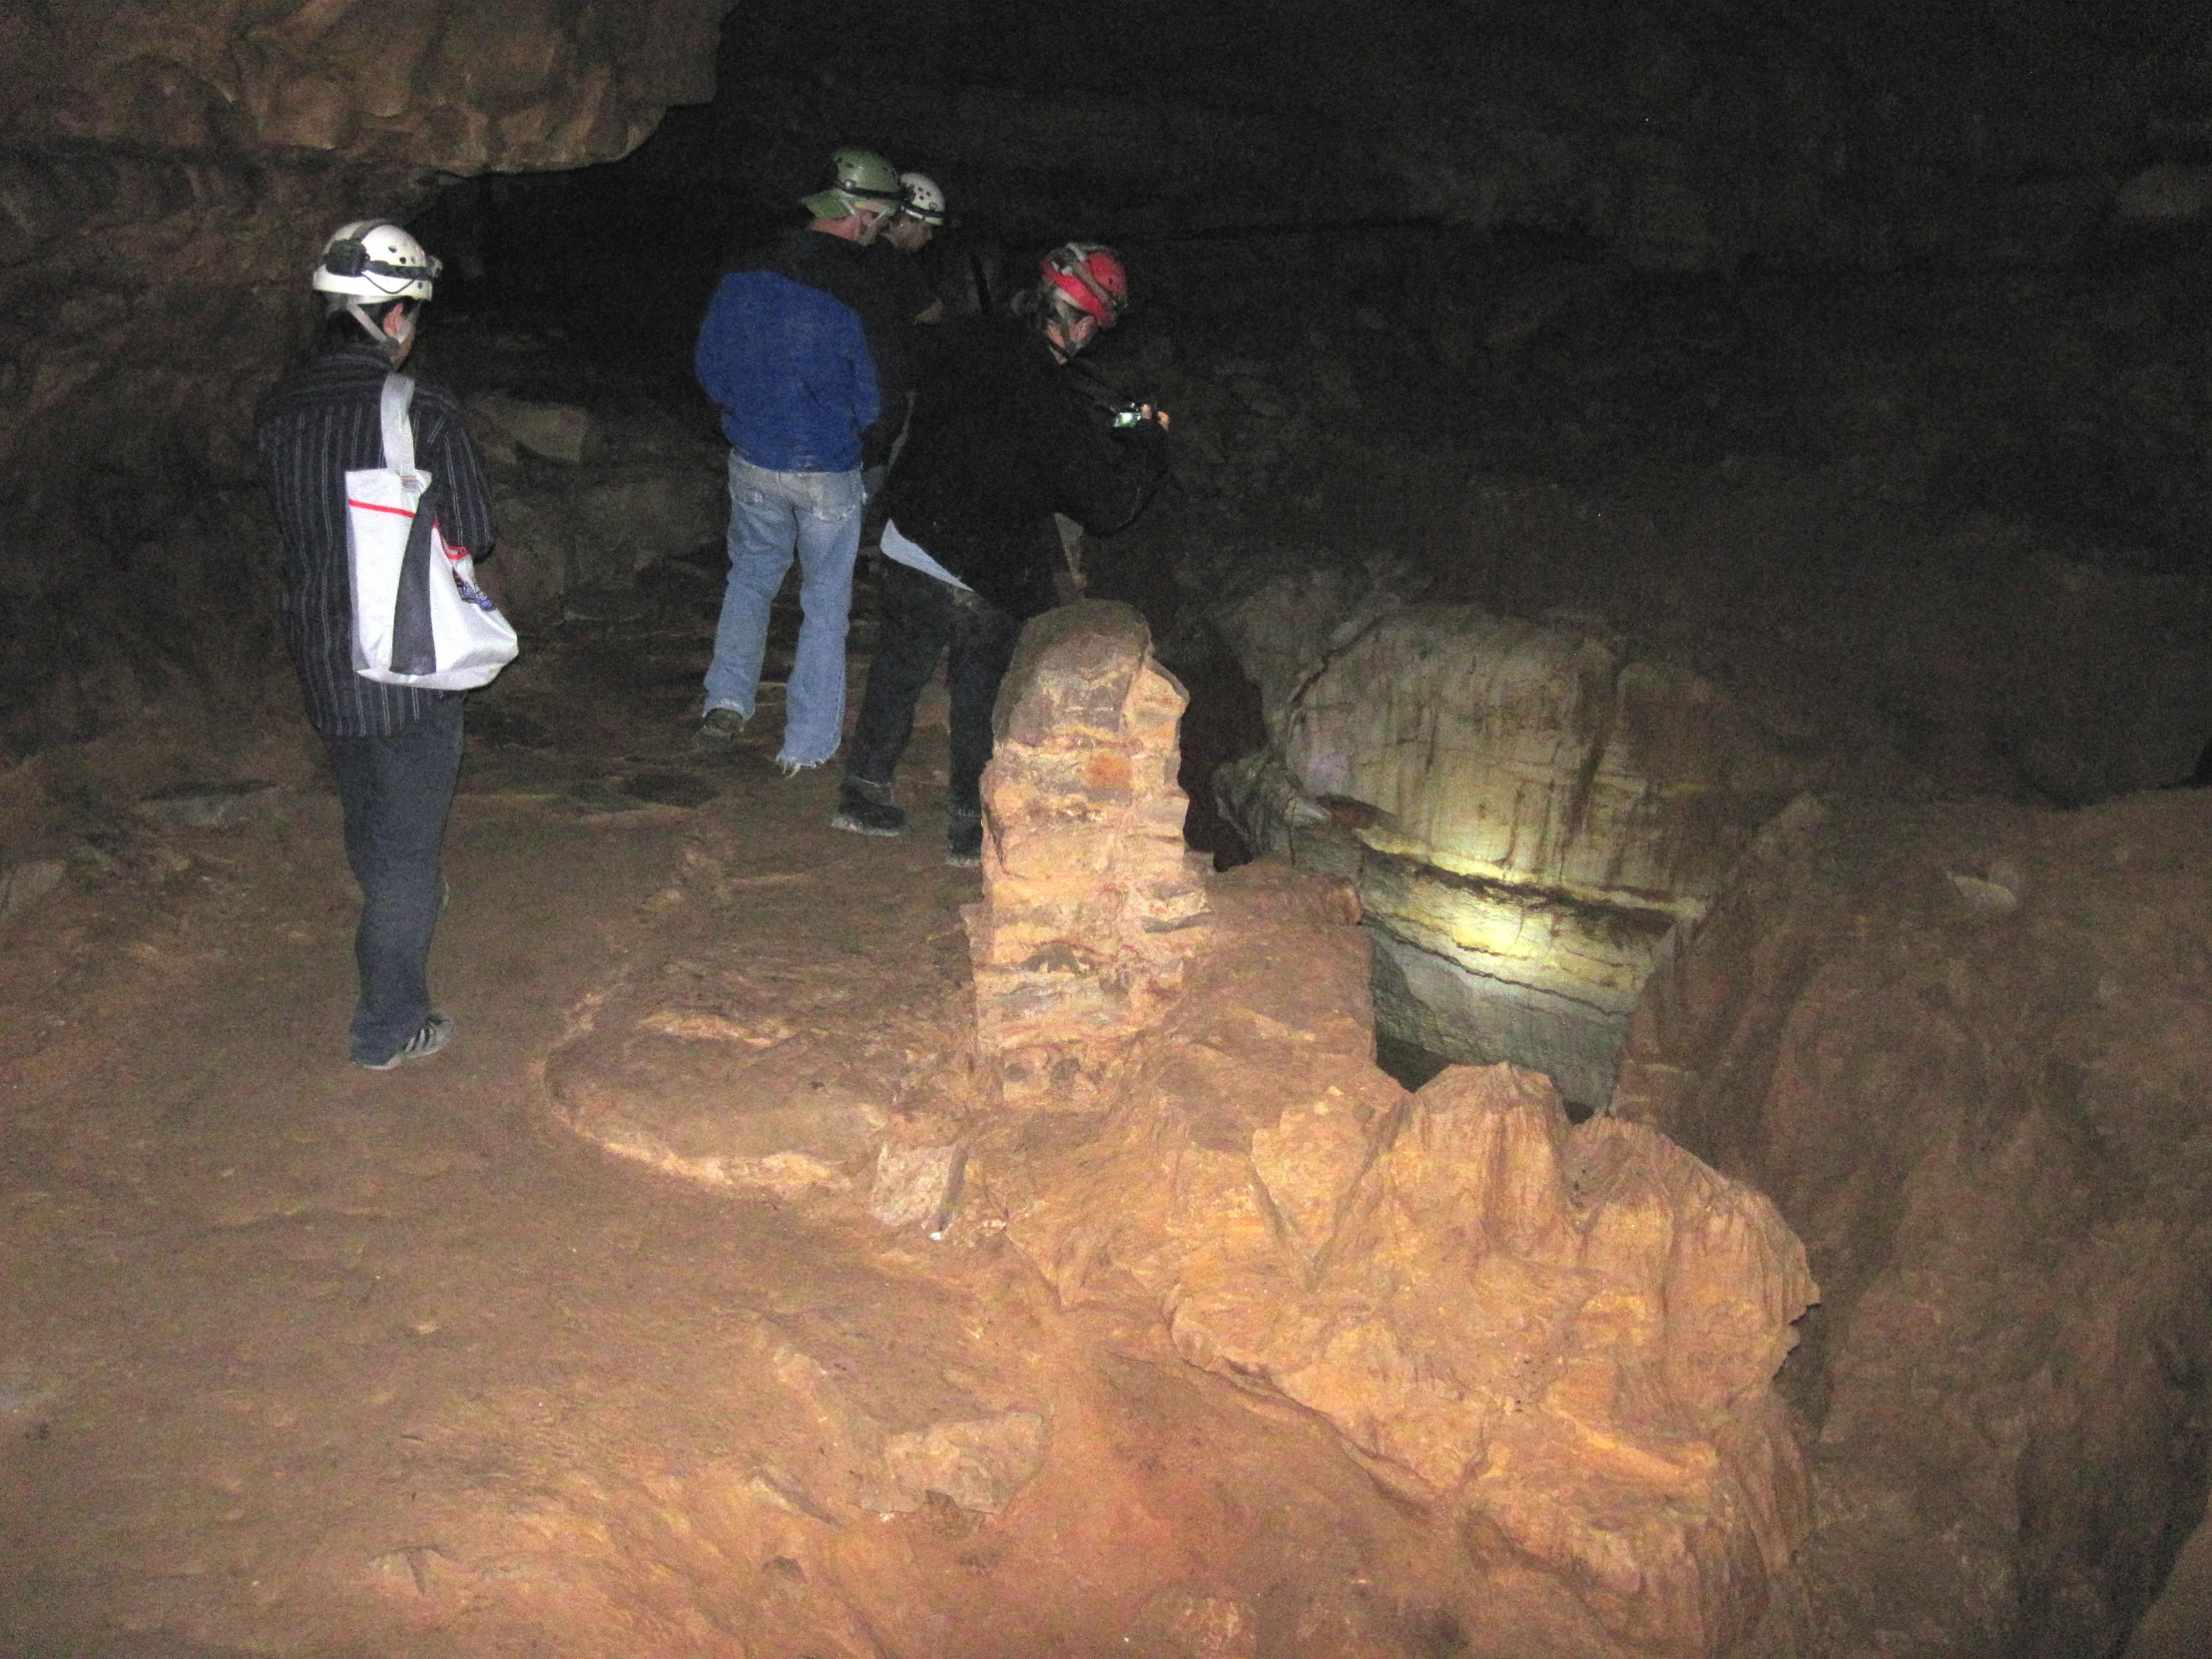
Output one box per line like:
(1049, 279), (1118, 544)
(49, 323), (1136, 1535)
(0, 0), (733, 756)
(1613, 790), (2212, 1657)
(1356, 0), (2210, 269)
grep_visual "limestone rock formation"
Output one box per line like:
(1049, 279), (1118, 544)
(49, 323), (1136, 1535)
(1612, 789), (2212, 1659)
(1, 1), (727, 174)
(1217, 580), (1810, 1106)
(965, 602), (1214, 1109)
(0, 857), (69, 923)
(982, 859), (1818, 1657)
(532, 596), (1822, 1652)
(543, 819), (976, 1201)
(467, 393), (593, 467)
(957, 601), (1818, 1649)
(749, 1313), (1050, 1518)
(2, 0), (731, 499)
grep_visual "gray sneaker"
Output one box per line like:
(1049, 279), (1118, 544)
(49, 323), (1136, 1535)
(355, 1011), (453, 1071)
(694, 708), (750, 751)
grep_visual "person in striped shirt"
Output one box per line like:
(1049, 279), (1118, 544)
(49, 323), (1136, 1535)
(255, 221), (493, 1071)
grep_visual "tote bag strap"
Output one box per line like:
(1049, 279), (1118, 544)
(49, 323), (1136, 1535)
(379, 372), (418, 474)
(390, 470), (442, 678)
(378, 370), (436, 676)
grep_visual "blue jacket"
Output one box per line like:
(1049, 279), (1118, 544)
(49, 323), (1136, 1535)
(695, 228), (882, 473)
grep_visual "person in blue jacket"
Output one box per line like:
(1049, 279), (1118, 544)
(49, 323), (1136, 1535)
(693, 148), (906, 772)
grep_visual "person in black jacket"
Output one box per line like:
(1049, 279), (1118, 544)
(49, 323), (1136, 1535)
(832, 243), (1170, 865)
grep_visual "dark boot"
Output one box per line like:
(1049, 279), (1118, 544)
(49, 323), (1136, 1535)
(945, 806), (983, 867)
(831, 774), (909, 837)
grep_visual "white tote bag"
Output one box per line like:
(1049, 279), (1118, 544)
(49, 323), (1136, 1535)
(346, 373), (518, 690)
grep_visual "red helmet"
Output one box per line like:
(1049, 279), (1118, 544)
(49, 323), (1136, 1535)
(1039, 242), (1128, 325)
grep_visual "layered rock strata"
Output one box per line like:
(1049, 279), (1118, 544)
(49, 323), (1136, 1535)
(1, 0), (730, 506)
(1216, 574), (1809, 1106)
(965, 602), (1213, 1110)
(1613, 789), (2212, 1658)
(1, 2), (726, 172)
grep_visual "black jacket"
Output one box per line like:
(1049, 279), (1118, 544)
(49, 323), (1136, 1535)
(881, 315), (1168, 619)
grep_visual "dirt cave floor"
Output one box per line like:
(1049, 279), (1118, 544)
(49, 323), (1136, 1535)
(0, 570), (1489, 1659)
(9, 240), (2212, 1651)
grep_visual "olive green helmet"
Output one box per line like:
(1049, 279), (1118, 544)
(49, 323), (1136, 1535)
(801, 147), (903, 221)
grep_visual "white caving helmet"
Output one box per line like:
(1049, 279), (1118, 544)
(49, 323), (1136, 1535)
(898, 171), (947, 229)
(312, 221), (440, 300)
(313, 220), (439, 351)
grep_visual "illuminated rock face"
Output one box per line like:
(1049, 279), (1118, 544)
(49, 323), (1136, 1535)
(966, 602), (1214, 1109)
(1218, 586), (1808, 1106)
(986, 858), (1818, 1657)
(965, 604), (1816, 1651)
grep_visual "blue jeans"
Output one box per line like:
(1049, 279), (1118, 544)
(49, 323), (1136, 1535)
(322, 696), (464, 1065)
(705, 452), (863, 769)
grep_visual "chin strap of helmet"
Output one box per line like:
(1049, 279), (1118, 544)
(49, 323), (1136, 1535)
(344, 298), (413, 355)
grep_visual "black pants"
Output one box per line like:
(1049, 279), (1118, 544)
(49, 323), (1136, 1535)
(322, 695), (464, 1064)
(846, 557), (1024, 816)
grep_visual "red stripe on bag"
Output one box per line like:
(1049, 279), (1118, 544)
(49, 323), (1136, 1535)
(346, 498), (415, 519)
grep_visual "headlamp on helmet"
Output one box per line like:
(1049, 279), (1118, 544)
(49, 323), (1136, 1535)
(311, 221), (439, 300)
